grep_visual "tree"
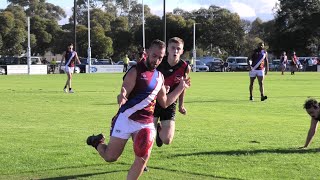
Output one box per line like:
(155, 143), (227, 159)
(0, 8), (27, 56)
(128, 1), (152, 29)
(191, 6), (245, 56)
(272, 0), (320, 56)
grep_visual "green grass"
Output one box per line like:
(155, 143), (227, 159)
(1, 72), (320, 180)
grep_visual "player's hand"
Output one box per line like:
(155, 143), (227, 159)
(179, 106), (187, 115)
(180, 77), (191, 89)
(117, 87), (127, 107)
(165, 86), (170, 94)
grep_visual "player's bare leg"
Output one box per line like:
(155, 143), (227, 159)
(249, 77), (256, 101)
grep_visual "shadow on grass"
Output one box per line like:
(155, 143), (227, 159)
(38, 166), (241, 180)
(149, 166), (243, 180)
(92, 102), (117, 106)
(38, 170), (127, 180)
(171, 148), (319, 157)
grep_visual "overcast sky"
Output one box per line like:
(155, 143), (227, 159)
(0, 0), (279, 24)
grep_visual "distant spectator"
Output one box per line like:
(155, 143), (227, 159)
(42, 58), (48, 64)
(51, 58), (57, 74)
(123, 54), (130, 72)
(190, 57), (194, 72)
(220, 61), (225, 72)
(302, 58), (307, 71)
(280, 51), (288, 75)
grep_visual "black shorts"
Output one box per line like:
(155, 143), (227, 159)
(154, 103), (176, 121)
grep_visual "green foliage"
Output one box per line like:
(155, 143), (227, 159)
(0, 34), (2, 50)
(2, 0), (319, 60)
(92, 26), (113, 58)
(0, 11), (15, 37)
(271, 0), (320, 56)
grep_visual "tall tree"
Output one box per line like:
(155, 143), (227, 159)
(272, 0), (320, 56)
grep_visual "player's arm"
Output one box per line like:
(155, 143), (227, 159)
(178, 65), (191, 115)
(265, 52), (269, 75)
(301, 118), (319, 149)
(117, 67), (137, 107)
(75, 52), (81, 64)
(157, 76), (190, 109)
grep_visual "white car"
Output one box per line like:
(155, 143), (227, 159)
(226, 57), (249, 71)
(0, 67), (5, 75)
(195, 60), (209, 72)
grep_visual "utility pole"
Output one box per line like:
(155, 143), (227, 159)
(163, 0), (166, 44)
(87, 0), (91, 73)
(142, 0), (145, 48)
(74, 0), (77, 51)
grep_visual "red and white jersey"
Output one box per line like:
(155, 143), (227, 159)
(119, 61), (164, 124)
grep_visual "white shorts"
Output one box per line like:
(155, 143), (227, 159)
(65, 66), (74, 74)
(111, 113), (156, 140)
(249, 69), (265, 77)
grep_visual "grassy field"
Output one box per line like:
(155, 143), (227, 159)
(1, 72), (320, 180)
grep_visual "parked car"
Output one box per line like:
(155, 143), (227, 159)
(0, 56), (19, 65)
(200, 57), (224, 67)
(206, 59), (224, 72)
(19, 56), (42, 65)
(0, 66), (5, 75)
(77, 58), (98, 73)
(97, 58), (114, 65)
(116, 60), (124, 65)
(79, 58), (98, 65)
(195, 60), (209, 72)
(270, 59), (280, 71)
(226, 57), (249, 71)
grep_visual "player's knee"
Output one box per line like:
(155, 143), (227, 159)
(162, 136), (173, 145)
(103, 155), (119, 162)
(258, 81), (263, 86)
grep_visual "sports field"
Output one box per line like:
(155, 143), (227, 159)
(1, 72), (320, 180)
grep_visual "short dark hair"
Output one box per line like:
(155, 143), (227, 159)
(68, 43), (73, 47)
(304, 99), (319, 109)
(149, 39), (166, 49)
(168, 37), (184, 46)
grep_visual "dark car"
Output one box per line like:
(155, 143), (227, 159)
(97, 58), (114, 65)
(207, 60), (224, 72)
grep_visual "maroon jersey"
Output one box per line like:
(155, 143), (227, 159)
(65, 51), (76, 67)
(120, 60), (164, 124)
(156, 57), (188, 93)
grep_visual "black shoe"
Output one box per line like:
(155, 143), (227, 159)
(87, 134), (105, 148)
(156, 123), (163, 147)
(250, 96), (254, 101)
(144, 166), (149, 172)
(261, 96), (268, 101)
